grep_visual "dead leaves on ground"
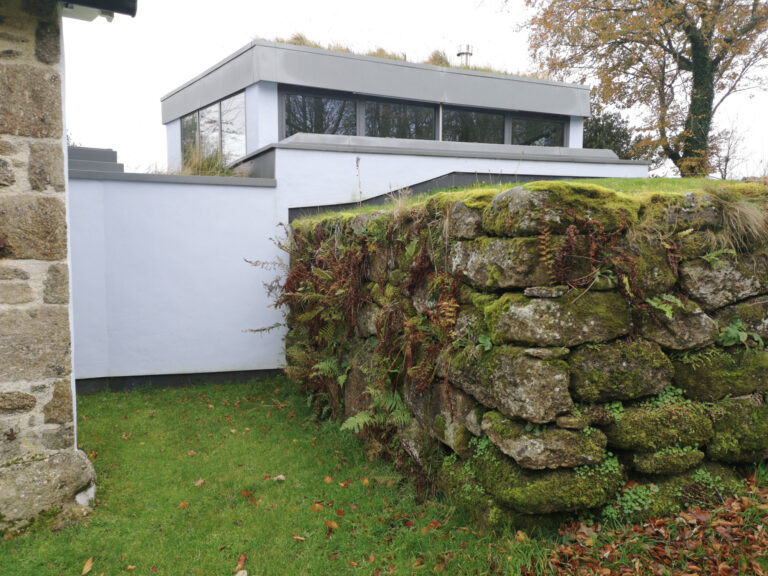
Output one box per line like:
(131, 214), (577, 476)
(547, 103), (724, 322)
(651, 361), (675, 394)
(523, 482), (768, 576)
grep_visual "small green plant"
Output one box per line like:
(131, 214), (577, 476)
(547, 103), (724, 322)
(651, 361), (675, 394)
(524, 423), (543, 437)
(641, 386), (689, 408)
(475, 334), (493, 352)
(671, 346), (725, 369)
(605, 401), (624, 422)
(715, 318), (765, 350)
(645, 294), (685, 319)
(575, 454), (619, 480)
(340, 387), (410, 433)
(701, 248), (737, 269)
(692, 468), (726, 494)
(602, 484), (658, 524)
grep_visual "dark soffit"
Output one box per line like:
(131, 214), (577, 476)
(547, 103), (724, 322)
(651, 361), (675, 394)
(67, 0), (137, 17)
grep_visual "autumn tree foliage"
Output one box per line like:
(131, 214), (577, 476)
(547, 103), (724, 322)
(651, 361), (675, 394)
(524, 1), (768, 176)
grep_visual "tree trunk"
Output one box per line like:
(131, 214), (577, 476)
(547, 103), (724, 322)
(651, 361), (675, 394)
(676, 32), (716, 177)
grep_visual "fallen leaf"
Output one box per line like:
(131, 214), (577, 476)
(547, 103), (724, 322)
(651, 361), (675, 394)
(230, 429), (237, 434)
(292, 535), (306, 542)
(235, 571), (247, 576)
(310, 502), (323, 512)
(325, 520), (339, 530)
(126, 566), (136, 572)
(177, 501), (189, 509)
(336, 509), (345, 516)
(274, 474), (286, 482)
(515, 530), (529, 543)
(235, 552), (246, 571)
(324, 476), (333, 483)
(361, 478), (369, 486)
(241, 489), (253, 498)
(82, 557), (94, 575)
(194, 478), (205, 487)
(187, 450), (196, 457)
(348, 560), (359, 567)
(264, 474), (271, 480)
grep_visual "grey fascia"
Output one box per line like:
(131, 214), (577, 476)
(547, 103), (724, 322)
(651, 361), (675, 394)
(161, 40), (590, 124)
(68, 170), (277, 188)
(238, 133), (648, 166)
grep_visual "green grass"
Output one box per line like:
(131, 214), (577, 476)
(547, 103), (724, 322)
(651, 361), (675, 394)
(570, 177), (732, 195)
(0, 377), (554, 575)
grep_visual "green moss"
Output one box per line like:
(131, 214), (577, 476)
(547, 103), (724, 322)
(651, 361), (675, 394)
(632, 447), (705, 475)
(432, 414), (446, 440)
(481, 292), (529, 340)
(470, 445), (624, 514)
(672, 347), (768, 401)
(708, 397), (768, 463)
(425, 188), (500, 215)
(603, 401), (713, 452)
(525, 181), (641, 227)
(570, 340), (673, 403)
(630, 243), (677, 295)
(453, 426), (473, 460)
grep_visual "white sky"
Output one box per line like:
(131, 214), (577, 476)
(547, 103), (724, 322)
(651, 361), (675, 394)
(62, 0), (767, 177)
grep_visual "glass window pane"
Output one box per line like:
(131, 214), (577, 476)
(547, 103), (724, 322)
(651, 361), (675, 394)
(509, 116), (565, 146)
(442, 107), (504, 144)
(199, 103), (221, 158)
(364, 101), (435, 140)
(181, 113), (198, 166)
(284, 92), (356, 137)
(221, 93), (246, 163)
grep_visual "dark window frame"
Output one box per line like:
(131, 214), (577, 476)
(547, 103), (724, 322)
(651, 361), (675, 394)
(441, 104), (506, 145)
(179, 91), (247, 168)
(507, 111), (567, 147)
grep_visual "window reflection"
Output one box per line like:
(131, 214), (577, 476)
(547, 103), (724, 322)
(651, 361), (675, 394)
(221, 93), (246, 163)
(509, 116), (564, 146)
(442, 107), (504, 144)
(365, 101), (435, 139)
(284, 93), (356, 137)
(181, 113), (198, 165)
(199, 104), (221, 158)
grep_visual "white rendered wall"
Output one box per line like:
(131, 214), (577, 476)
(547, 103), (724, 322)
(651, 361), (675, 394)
(274, 148), (647, 209)
(568, 117), (584, 148)
(69, 177), (285, 379)
(166, 119), (182, 172)
(245, 81), (279, 154)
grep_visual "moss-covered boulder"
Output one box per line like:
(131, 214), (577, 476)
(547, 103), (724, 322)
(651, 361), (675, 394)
(447, 200), (483, 239)
(449, 237), (554, 290)
(673, 348), (768, 401)
(708, 396), (768, 463)
(603, 401), (713, 452)
(343, 342), (376, 418)
(640, 300), (717, 350)
(570, 340), (673, 403)
(604, 462), (745, 524)
(629, 242), (678, 296)
(485, 291), (632, 347)
(680, 250), (768, 311)
(481, 411), (606, 469)
(442, 346), (572, 424)
(713, 296), (768, 340)
(481, 183), (640, 237)
(631, 446), (705, 475)
(471, 444), (625, 514)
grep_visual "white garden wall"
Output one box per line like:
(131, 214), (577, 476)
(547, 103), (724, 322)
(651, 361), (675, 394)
(68, 173), (284, 379)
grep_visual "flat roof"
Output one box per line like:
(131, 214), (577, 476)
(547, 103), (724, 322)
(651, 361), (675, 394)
(238, 133), (647, 166)
(161, 40), (591, 124)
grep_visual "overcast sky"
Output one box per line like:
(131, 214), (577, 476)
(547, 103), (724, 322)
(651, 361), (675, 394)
(62, 0), (767, 177)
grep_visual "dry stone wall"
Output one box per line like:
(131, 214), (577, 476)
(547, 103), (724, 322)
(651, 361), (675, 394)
(0, 0), (95, 533)
(284, 180), (768, 528)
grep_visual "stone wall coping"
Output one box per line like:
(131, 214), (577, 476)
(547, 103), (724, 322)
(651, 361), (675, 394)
(68, 170), (277, 188)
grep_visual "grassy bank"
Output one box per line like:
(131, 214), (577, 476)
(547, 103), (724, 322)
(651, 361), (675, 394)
(0, 377), (552, 575)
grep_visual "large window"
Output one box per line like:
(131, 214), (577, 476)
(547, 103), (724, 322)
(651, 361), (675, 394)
(365, 100), (435, 140)
(181, 92), (246, 167)
(284, 92), (357, 137)
(509, 115), (565, 147)
(442, 107), (505, 144)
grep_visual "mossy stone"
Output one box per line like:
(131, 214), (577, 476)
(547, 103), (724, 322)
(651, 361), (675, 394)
(713, 296), (768, 340)
(471, 445), (624, 514)
(639, 299), (717, 351)
(708, 396), (768, 463)
(442, 346), (572, 424)
(481, 411), (606, 469)
(673, 348), (768, 401)
(486, 290), (631, 347)
(603, 402), (713, 452)
(570, 340), (673, 403)
(632, 448), (705, 475)
(481, 183), (640, 237)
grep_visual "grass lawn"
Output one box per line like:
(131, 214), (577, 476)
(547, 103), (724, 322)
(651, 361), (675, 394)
(0, 377), (553, 575)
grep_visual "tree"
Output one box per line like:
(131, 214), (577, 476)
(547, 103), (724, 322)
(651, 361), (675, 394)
(709, 123), (747, 179)
(524, 1), (768, 176)
(583, 103), (638, 159)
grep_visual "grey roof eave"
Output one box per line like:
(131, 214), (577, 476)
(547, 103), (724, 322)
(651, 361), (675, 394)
(161, 40), (591, 124)
(234, 133), (648, 167)
(69, 170), (277, 188)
